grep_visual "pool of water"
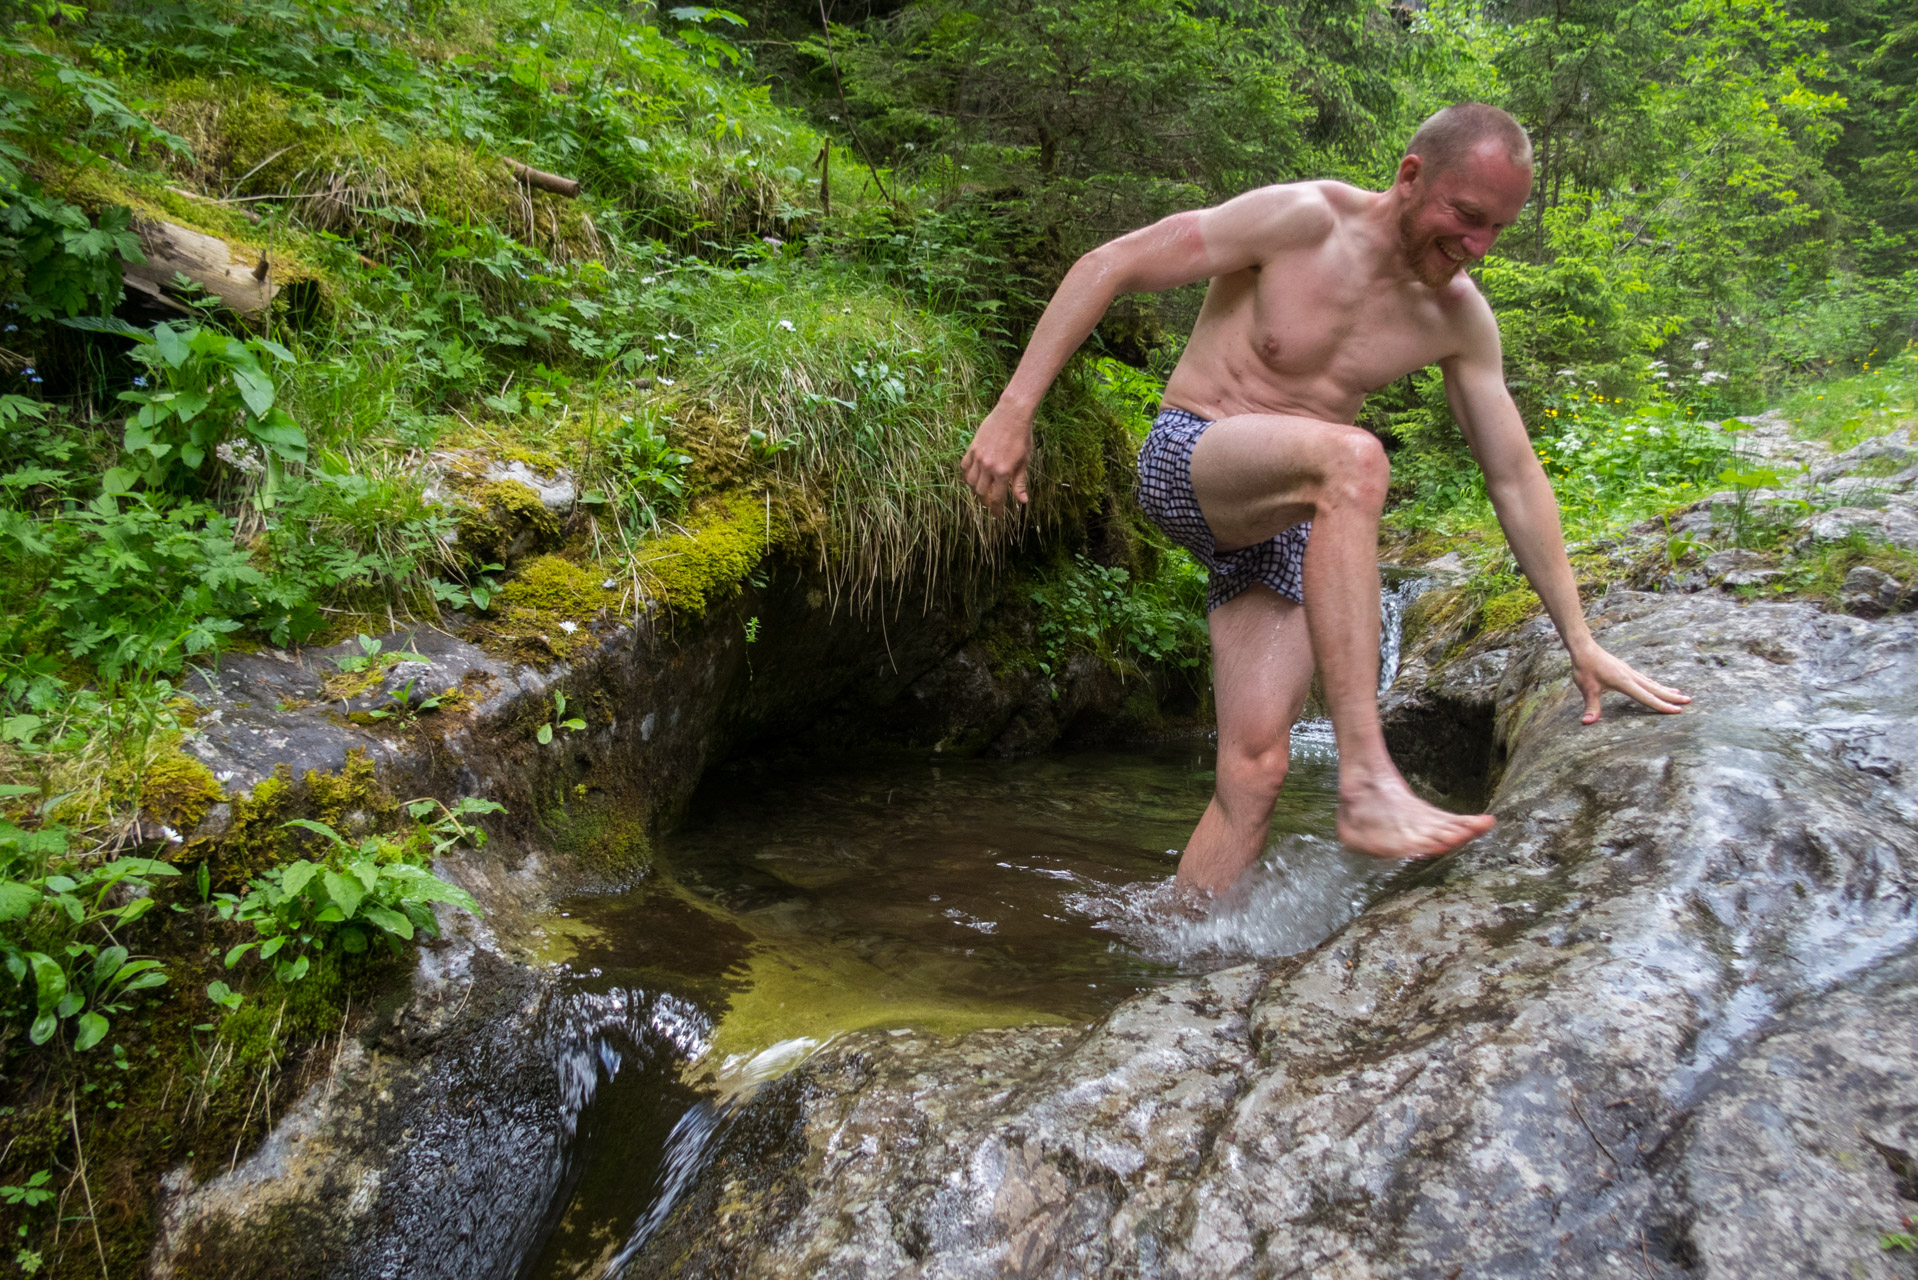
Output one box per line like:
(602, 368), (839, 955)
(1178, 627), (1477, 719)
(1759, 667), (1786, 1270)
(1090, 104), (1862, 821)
(515, 730), (1405, 1279)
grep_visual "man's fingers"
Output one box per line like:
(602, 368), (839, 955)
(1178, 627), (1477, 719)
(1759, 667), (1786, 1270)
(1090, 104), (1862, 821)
(1581, 683), (1603, 725)
(1012, 467), (1029, 506)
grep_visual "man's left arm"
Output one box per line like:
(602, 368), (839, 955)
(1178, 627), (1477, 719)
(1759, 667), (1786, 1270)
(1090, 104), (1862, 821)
(1440, 308), (1690, 724)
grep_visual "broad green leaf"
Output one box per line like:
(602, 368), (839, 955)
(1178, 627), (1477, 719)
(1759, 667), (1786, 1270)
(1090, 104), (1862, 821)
(0, 880), (40, 921)
(29, 1010), (56, 1044)
(29, 953), (64, 1010)
(324, 869), (363, 919)
(259, 935), (285, 959)
(91, 945), (128, 988)
(279, 859), (322, 895)
(224, 941), (257, 968)
(55, 991), (82, 1018)
(363, 904), (413, 940)
(350, 860), (379, 892)
(73, 1011), (108, 1051)
(152, 323), (189, 368)
(537, 723), (553, 745)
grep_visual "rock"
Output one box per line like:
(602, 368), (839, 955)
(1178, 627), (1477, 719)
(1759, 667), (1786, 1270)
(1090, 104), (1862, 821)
(1721, 566), (1784, 588)
(640, 595), (1918, 1279)
(1799, 505), (1918, 550)
(1812, 427), (1913, 484)
(422, 449), (579, 515)
(1842, 565), (1907, 618)
(1702, 547), (1765, 575)
(484, 458), (577, 513)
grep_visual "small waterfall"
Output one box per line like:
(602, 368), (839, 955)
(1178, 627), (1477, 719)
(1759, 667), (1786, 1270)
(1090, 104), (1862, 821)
(1377, 569), (1430, 695)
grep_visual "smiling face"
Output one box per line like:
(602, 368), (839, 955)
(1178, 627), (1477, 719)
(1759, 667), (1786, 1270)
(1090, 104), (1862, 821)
(1395, 143), (1533, 288)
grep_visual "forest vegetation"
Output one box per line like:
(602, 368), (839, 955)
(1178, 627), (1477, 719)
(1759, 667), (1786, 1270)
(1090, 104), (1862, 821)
(0, 0), (1913, 1272)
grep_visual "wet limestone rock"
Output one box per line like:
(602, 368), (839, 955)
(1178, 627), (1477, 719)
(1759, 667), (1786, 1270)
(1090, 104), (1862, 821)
(639, 592), (1918, 1279)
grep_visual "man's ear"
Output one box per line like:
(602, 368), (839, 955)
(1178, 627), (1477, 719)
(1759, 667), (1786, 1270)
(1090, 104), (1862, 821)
(1395, 154), (1423, 191)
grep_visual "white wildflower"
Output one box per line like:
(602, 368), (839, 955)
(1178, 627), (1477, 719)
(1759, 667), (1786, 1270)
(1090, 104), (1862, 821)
(658, 377), (675, 387)
(777, 319), (795, 332)
(1556, 368), (1578, 378)
(1692, 339), (1711, 351)
(559, 620), (578, 634)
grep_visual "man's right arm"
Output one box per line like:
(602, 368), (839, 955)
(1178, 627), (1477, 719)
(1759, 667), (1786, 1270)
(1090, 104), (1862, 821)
(962, 185), (1330, 514)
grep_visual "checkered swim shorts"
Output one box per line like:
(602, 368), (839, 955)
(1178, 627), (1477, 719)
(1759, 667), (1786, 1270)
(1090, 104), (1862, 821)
(1136, 407), (1311, 612)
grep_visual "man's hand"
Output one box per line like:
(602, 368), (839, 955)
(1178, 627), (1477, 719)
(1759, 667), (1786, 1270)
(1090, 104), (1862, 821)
(1571, 646), (1691, 724)
(962, 404), (1032, 516)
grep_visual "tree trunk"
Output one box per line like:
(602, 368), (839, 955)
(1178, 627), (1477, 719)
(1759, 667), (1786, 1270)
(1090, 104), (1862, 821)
(122, 218), (277, 325)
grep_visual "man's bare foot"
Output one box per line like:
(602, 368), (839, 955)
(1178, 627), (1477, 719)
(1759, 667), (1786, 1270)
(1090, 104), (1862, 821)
(1336, 773), (1495, 859)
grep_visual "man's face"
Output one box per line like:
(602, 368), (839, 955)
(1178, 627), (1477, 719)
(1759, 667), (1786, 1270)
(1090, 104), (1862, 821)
(1396, 144), (1532, 288)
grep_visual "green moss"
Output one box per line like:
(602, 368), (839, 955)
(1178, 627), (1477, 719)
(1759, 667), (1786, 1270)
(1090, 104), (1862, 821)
(209, 750), (396, 886)
(487, 554), (610, 663)
(456, 479), (563, 567)
(635, 492), (780, 616)
(1479, 587), (1543, 634)
(137, 746), (225, 838)
(544, 787), (652, 874)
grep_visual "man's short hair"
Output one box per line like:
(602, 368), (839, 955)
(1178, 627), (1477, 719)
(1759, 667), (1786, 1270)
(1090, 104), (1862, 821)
(1404, 103), (1533, 177)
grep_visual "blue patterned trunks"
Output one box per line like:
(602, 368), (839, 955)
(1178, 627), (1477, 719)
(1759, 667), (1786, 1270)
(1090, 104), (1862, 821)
(1136, 407), (1311, 612)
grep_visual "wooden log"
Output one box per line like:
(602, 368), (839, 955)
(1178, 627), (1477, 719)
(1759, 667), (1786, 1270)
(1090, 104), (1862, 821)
(122, 218), (276, 324)
(505, 158), (581, 198)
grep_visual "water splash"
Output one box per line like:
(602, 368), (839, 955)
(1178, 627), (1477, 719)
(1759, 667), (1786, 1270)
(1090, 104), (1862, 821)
(1069, 834), (1393, 969)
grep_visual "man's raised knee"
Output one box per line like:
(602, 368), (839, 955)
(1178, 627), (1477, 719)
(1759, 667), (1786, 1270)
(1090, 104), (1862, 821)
(1319, 429), (1390, 513)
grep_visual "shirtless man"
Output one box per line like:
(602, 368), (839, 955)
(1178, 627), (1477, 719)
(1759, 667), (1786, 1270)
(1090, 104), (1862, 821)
(961, 103), (1690, 899)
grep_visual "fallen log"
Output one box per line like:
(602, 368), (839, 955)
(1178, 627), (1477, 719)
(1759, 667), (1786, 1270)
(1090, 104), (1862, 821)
(122, 217), (277, 324)
(505, 157), (581, 198)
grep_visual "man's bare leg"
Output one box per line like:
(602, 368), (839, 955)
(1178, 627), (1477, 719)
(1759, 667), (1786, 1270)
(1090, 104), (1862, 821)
(1189, 413), (1496, 862)
(1174, 586), (1315, 898)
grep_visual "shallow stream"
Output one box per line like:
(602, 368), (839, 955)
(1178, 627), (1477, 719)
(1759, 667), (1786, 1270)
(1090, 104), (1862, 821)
(508, 576), (1429, 1278)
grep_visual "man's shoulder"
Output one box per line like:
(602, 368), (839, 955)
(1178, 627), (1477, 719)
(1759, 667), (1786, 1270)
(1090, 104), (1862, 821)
(1210, 179), (1354, 248)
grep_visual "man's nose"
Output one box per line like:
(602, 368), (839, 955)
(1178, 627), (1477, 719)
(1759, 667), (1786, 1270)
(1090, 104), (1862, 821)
(1463, 228), (1498, 258)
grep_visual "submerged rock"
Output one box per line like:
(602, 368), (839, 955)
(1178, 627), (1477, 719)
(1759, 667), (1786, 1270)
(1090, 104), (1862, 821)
(637, 593), (1918, 1278)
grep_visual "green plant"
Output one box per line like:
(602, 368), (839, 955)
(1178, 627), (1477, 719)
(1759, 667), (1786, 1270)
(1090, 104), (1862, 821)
(1883, 1232), (1917, 1252)
(0, 805), (176, 1050)
(115, 324), (309, 504)
(363, 679), (442, 725)
(1028, 551), (1208, 686)
(536, 690), (586, 745)
(215, 811), (485, 983)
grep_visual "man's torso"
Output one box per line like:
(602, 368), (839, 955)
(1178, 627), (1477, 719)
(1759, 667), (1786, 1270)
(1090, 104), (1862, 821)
(1160, 181), (1478, 426)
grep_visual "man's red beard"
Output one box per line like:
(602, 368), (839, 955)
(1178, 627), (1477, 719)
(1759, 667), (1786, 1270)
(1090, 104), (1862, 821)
(1398, 202), (1461, 288)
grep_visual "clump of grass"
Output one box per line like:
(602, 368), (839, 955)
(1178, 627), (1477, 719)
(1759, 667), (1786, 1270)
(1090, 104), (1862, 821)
(1779, 343), (1918, 449)
(640, 265), (1001, 603)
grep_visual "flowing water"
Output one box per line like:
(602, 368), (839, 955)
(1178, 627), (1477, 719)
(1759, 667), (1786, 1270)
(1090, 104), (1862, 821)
(510, 574), (1431, 1279)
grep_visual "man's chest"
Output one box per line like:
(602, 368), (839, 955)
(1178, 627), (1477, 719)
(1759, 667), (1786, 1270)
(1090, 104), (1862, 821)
(1245, 256), (1453, 394)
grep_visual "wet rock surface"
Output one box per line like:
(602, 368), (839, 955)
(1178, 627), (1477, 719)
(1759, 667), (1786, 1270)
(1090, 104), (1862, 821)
(641, 592), (1918, 1279)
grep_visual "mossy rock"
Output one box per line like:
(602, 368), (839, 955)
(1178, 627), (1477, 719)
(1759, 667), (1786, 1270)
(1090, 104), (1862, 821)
(137, 746), (225, 838)
(211, 750), (398, 886)
(1479, 586), (1544, 635)
(544, 787), (652, 874)
(454, 479), (564, 567)
(635, 491), (786, 617)
(485, 554), (614, 664)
